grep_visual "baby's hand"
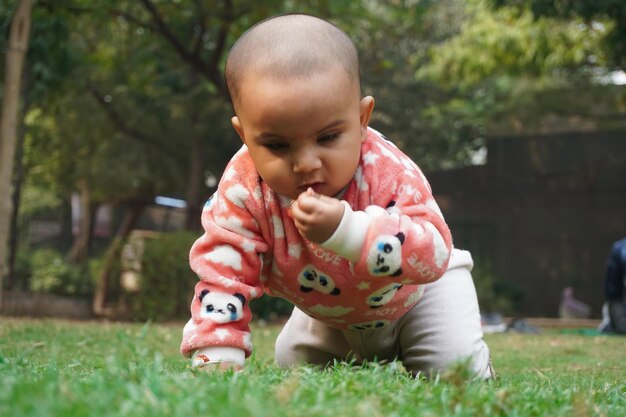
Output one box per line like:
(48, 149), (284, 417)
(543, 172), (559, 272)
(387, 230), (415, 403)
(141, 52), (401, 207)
(290, 188), (344, 243)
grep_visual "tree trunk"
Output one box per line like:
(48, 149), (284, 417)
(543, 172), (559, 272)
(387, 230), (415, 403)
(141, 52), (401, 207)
(7, 71), (31, 289)
(0, 0), (33, 311)
(67, 180), (92, 264)
(92, 204), (145, 317)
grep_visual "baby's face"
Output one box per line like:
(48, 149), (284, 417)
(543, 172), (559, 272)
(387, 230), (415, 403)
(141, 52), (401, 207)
(231, 66), (374, 201)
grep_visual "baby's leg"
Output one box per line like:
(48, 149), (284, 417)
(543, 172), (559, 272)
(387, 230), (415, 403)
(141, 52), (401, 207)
(398, 249), (493, 379)
(275, 306), (352, 367)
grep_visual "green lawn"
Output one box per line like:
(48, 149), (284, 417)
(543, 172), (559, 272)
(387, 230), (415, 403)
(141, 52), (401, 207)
(0, 317), (624, 416)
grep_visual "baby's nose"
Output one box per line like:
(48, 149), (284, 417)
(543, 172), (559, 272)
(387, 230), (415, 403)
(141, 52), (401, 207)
(293, 151), (322, 173)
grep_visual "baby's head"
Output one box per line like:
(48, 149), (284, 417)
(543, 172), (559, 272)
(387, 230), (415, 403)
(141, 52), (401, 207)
(225, 14), (375, 200)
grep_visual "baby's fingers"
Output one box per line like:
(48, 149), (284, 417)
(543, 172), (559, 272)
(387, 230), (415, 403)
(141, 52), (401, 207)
(297, 188), (335, 211)
(299, 188), (319, 203)
(306, 188), (342, 206)
(290, 202), (317, 227)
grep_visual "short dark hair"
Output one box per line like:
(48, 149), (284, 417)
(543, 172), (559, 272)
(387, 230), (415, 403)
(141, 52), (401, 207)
(225, 14), (360, 107)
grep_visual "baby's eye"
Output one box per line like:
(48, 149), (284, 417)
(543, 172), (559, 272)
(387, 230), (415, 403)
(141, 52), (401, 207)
(318, 132), (340, 143)
(264, 142), (288, 151)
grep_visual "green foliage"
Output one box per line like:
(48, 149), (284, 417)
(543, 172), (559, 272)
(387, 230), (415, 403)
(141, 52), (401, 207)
(28, 248), (93, 296)
(10, 248), (35, 291)
(418, 2), (603, 91)
(491, 0), (626, 70)
(414, 0), (625, 141)
(17, 182), (64, 217)
(1, 318), (625, 417)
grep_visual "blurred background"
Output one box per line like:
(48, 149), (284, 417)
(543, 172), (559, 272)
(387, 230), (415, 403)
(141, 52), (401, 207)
(1, 0), (625, 323)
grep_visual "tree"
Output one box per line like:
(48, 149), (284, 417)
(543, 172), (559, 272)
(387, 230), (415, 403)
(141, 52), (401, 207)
(491, 0), (626, 71)
(414, 0), (623, 139)
(0, 0), (33, 310)
(1, 1), (86, 289)
(350, 0), (476, 168)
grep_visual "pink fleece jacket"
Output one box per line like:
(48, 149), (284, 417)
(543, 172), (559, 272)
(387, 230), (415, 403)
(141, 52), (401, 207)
(180, 128), (452, 366)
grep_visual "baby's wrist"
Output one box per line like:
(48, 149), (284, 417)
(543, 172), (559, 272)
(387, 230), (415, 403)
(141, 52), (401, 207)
(319, 199), (345, 241)
(192, 346), (245, 368)
(320, 201), (370, 261)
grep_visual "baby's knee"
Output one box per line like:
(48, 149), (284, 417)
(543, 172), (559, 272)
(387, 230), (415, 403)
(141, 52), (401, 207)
(402, 339), (493, 380)
(274, 325), (299, 367)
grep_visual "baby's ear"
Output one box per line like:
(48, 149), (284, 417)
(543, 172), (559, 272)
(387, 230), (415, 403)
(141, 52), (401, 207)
(359, 96), (375, 137)
(231, 116), (246, 143)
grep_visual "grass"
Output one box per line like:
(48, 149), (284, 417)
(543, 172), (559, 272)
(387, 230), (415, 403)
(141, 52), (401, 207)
(0, 317), (624, 417)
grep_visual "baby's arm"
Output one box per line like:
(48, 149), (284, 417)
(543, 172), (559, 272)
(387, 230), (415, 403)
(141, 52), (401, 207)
(181, 159), (268, 371)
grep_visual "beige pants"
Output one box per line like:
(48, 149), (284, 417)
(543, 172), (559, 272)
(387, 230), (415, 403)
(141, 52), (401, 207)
(275, 249), (493, 378)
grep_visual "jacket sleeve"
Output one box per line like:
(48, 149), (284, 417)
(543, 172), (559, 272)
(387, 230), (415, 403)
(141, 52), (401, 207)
(180, 157), (269, 364)
(321, 140), (452, 284)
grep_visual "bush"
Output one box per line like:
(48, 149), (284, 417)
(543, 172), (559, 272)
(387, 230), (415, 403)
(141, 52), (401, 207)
(10, 247), (34, 291)
(126, 231), (198, 321)
(28, 248), (93, 296)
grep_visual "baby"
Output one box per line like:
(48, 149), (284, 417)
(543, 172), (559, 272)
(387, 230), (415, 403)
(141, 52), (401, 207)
(181, 13), (493, 378)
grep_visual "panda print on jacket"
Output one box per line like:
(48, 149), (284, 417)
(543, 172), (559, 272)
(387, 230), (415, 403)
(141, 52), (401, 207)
(367, 233), (405, 277)
(198, 289), (246, 324)
(367, 283), (403, 308)
(349, 320), (390, 331)
(298, 265), (341, 295)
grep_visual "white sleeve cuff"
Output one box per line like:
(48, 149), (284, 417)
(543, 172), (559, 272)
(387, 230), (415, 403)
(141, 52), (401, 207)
(192, 346), (245, 368)
(320, 201), (370, 262)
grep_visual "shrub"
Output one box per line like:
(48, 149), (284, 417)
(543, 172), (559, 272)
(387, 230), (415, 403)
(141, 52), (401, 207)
(28, 248), (93, 296)
(10, 247), (34, 291)
(126, 231), (198, 321)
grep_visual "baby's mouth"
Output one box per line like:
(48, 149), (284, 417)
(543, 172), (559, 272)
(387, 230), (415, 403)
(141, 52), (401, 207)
(298, 182), (324, 194)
